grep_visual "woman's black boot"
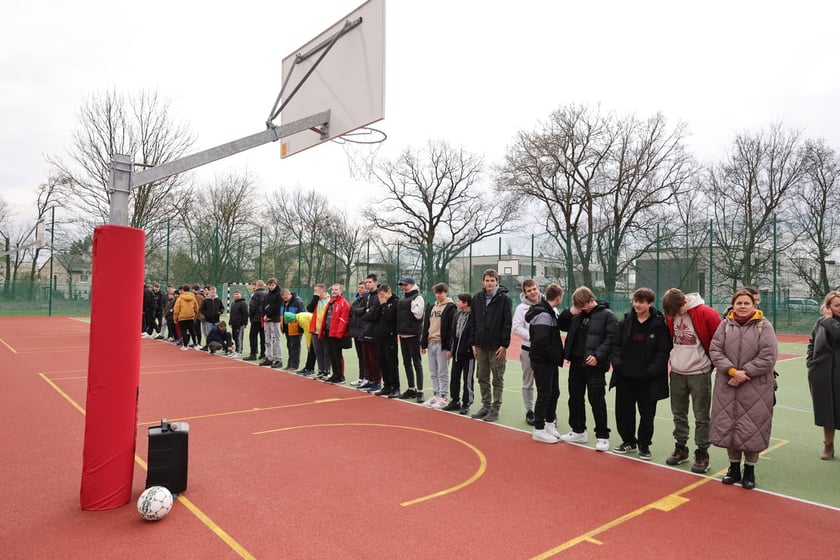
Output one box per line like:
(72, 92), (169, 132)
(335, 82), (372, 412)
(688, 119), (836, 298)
(741, 464), (755, 490)
(722, 462), (741, 485)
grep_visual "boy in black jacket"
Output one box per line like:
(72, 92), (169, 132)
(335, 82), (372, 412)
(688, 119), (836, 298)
(609, 288), (672, 460)
(557, 286), (618, 451)
(372, 284), (401, 398)
(526, 283), (566, 443)
(443, 293), (475, 415)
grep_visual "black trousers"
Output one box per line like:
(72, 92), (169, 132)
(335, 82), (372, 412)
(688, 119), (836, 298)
(327, 337), (345, 377)
(568, 362), (610, 439)
(449, 357), (475, 405)
(533, 361), (560, 430)
(178, 320), (198, 348)
(354, 338), (365, 378)
(285, 334), (302, 369)
(377, 336), (400, 390)
(248, 322), (265, 357)
(143, 309), (156, 335)
(614, 377), (657, 447)
(399, 335), (424, 389)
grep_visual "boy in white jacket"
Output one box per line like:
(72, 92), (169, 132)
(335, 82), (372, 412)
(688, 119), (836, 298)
(512, 279), (542, 426)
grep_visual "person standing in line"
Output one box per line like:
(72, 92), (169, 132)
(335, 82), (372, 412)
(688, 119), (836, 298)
(173, 284), (199, 351)
(420, 283), (457, 408)
(142, 283), (156, 338)
(709, 289), (778, 489)
(356, 274), (383, 392)
(610, 288), (672, 460)
(310, 284), (333, 379)
(443, 293), (475, 415)
(153, 283), (167, 339)
(279, 288), (305, 371)
(806, 290), (840, 460)
(261, 278), (284, 369)
(469, 269), (512, 423)
(512, 279), (542, 426)
(661, 288), (722, 473)
(228, 289), (249, 357)
(323, 283), (351, 384)
(526, 283), (565, 443)
(164, 288), (178, 343)
(556, 286), (617, 450)
(192, 284), (205, 348)
(200, 286), (225, 342)
(349, 281), (368, 387)
(372, 284), (401, 398)
(396, 277), (426, 403)
(244, 280), (267, 361)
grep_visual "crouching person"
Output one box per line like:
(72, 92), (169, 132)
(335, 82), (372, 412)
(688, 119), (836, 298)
(207, 321), (233, 354)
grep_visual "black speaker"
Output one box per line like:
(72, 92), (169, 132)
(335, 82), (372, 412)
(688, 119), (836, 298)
(145, 419), (189, 494)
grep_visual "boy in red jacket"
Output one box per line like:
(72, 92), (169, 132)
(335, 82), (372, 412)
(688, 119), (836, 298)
(662, 288), (722, 474)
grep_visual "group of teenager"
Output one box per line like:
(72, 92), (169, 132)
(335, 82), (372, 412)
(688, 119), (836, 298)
(145, 271), (840, 491)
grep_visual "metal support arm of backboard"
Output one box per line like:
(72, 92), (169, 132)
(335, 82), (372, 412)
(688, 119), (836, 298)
(107, 110), (330, 226)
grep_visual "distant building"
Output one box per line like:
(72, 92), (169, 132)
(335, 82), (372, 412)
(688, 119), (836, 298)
(39, 254), (92, 299)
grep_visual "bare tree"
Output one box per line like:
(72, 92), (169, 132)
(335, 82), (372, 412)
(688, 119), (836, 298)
(789, 139), (840, 296)
(706, 123), (807, 290)
(264, 188), (342, 286)
(364, 140), (517, 289)
(49, 89), (195, 236)
(0, 196), (10, 295)
(498, 104), (694, 292)
(173, 171), (257, 284)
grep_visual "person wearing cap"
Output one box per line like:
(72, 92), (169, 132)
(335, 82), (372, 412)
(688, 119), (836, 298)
(397, 276), (426, 403)
(470, 269), (513, 423)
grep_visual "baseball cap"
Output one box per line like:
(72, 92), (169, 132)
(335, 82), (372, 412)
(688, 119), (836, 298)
(398, 277), (416, 286)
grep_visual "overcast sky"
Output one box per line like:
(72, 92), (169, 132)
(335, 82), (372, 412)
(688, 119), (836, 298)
(2, 0), (839, 225)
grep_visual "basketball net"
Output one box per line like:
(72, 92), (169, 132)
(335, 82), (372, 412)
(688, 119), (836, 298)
(334, 127), (386, 180)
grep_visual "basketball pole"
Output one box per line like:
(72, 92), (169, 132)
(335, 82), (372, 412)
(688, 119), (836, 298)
(79, 113), (330, 510)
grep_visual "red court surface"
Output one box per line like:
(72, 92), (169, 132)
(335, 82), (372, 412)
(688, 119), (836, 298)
(1, 317), (837, 559)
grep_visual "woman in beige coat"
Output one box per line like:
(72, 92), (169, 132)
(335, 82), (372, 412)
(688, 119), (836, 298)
(709, 289), (778, 490)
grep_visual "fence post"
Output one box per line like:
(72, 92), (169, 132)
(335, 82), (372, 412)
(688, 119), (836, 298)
(772, 214), (778, 324)
(48, 206), (55, 316)
(258, 227), (263, 279)
(708, 219), (714, 304)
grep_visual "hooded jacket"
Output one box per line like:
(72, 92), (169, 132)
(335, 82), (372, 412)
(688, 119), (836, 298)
(610, 306), (673, 400)
(469, 285), (512, 349)
(525, 300), (564, 367)
(173, 291), (199, 322)
(558, 301), (618, 371)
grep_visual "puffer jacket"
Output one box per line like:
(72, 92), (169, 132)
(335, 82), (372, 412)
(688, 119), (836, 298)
(558, 302), (618, 371)
(173, 291), (199, 322)
(525, 300), (564, 367)
(709, 311), (778, 452)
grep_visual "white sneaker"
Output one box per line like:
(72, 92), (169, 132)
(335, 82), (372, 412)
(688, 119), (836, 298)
(422, 395), (439, 407)
(141, 332), (150, 339)
(431, 396), (447, 409)
(544, 422), (562, 439)
(180, 346), (189, 351)
(595, 438), (610, 452)
(559, 431), (589, 443)
(350, 378), (365, 387)
(532, 429), (560, 444)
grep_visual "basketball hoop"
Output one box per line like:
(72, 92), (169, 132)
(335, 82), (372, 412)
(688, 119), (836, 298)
(334, 126), (387, 179)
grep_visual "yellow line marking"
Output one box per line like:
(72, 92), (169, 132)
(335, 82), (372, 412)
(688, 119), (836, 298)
(38, 373), (255, 559)
(255, 422), (487, 507)
(136, 396), (369, 426)
(532, 438), (790, 559)
(0, 337), (17, 353)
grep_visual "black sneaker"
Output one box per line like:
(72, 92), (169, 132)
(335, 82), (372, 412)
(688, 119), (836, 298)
(301, 370), (316, 377)
(691, 449), (710, 473)
(483, 408), (500, 422)
(325, 375), (345, 384)
(471, 406), (490, 420)
(315, 371), (331, 380)
(415, 391), (425, 404)
(441, 400), (461, 412)
(459, 404), (470, 415)
(613, 442), (638, 454)
(666, 444), (690, 465)
(259, 359), (273, 366)
(271, 361), (283, 369)
(639, 446), (652, 460)
(525, 410), (535, 426)
(399, 388), (417, 400)
(373, 386), (390, 396)
(243, 355), (257, 361)
(387, 388), (401, 398)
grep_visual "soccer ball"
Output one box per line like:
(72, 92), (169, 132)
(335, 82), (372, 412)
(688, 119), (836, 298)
(137, 486), (173, 521)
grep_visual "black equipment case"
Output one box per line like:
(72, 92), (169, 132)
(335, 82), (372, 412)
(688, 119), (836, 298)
(145, 418), (189, 494)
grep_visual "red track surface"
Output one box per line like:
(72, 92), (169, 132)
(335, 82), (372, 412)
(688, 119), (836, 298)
(0, 317), (834, 559)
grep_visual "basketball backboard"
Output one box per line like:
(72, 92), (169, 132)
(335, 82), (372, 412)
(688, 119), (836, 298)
(498, 260), (520, 276)
(279, 0), (385, 158)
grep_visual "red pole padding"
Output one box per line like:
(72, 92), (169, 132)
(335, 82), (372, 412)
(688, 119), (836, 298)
(80, 225), (144, 510)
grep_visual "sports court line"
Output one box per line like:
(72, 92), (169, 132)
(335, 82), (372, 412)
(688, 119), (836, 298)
(136, 395), (370, 426)
(254, 422), (487, 507)
(47, 364), (256, 381)
(0, 336), (17, 353)
(38, 371), (255, 560)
